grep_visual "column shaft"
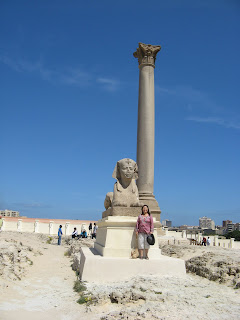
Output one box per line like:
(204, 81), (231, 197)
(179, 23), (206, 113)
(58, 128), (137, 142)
(133, 42), (161, 220)
(137, 65), (155, 195)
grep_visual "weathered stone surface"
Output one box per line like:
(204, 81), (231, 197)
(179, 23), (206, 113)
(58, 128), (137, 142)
(161, 243), (240, 289)
(104, 192), (113, 210)
(133, 42), (161, 67)
(0, 237), (39, 281)
(102, 207), (140, 218)
(105, 158), (143, 211)
(134, 43), (161, 221)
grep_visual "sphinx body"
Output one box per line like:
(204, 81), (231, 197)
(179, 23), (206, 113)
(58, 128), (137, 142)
(104, 192), (113, 210)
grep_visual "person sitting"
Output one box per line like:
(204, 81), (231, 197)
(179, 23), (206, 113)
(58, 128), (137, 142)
(80, 230), (88, 238)
(72, 227), (78, 239)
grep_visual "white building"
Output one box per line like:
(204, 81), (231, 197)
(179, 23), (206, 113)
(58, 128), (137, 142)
(162, 219), (172, 227)
(199, 216), (215, 229)
(0, 209), (20, 217)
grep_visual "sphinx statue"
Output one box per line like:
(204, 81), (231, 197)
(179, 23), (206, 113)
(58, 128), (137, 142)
(104, 192), (113, 210)
(111, 158), (142, 207)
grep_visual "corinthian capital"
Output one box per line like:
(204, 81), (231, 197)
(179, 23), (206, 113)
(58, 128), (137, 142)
(133, 42), (161, 67)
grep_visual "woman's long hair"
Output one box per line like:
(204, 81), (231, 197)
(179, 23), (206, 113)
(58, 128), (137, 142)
(141, 204), (150, 215)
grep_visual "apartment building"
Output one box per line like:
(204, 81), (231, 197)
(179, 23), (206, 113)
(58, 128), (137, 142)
(199, 216), (215, 229)
(0, 209), (20, 217)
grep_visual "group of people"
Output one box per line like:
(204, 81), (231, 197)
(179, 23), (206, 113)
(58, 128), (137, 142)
(88, 222), (98, 239)
(202, 236), (211, 246)
(71, 222), (98, 240)
(57, 222), (99, 245)
(72, 227), (87, 239)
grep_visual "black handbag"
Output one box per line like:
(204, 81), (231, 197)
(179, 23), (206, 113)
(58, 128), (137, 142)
(147, 234), (155, 245)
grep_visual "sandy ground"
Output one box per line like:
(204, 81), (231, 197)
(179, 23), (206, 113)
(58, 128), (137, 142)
(0, 232), (239, 320)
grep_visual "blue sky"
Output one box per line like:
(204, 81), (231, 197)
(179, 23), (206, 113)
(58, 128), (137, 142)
(1, 0), (239, 226)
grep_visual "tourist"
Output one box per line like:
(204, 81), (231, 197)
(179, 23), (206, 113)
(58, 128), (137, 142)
(58, 225), (63, 245)
(92, 222), (98, 239)
(72, 227), (78, 239)
(202, 237), (207, 246)
(88, 222), (92, 236)
(0, 215), (3, 232)
(207, 237), (211, 246)
(80, 229), (87, 238)
(135, 204), (154, 260)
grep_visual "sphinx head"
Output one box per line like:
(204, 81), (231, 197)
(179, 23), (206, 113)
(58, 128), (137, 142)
(112, 158), (138, 182)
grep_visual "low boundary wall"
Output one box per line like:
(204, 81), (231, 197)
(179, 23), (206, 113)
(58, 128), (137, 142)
(1, 217), (96, 236)
(159, 230), (240, 249)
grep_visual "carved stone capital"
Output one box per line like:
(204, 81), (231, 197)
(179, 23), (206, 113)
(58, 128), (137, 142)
(133, 42), (161, 67)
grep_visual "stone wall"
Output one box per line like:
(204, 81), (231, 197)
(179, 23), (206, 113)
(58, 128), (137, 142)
(1, 217), (96, 236)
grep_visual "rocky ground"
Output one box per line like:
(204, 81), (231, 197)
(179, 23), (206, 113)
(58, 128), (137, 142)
(160, 243), (240, 288)
(0, 232), (239, 320)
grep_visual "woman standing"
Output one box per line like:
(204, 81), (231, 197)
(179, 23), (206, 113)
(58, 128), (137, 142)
(136, 205), (154, 259)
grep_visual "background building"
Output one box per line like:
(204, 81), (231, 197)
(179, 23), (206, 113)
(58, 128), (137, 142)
(199, 216), (215, 229)
(222, 220), (232, 228)
(226, 223), (234, 233)
(225, 222), (240, 233)
(0, 209), (20, 217)
(162, 219), (172, 228)
(234, 223), (240, 231)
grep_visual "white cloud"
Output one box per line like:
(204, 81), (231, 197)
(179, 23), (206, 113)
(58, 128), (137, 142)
(0, 54), (119, 90)
(156, 84), (240, 130)
(156, 84), (223, 113)
(12, 202), (52, 208)
(185, 116), (240, 130)
(97, 77), (120, 91)
(155, 85), (176, 95)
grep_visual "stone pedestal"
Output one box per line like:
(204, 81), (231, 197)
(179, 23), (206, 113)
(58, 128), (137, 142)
(79, 247), (186, 283)
(230, 238), (235, 249)
(34, 220), (39, 233)
(79, 211), (186, 282)
(182, 230), (187, 238)
(198, 233), (202, 243)
(94, 216), (161, 259)
(49, 221), (54, 235)
(65, 222), (70, 235)
(214, 235), (218, 246)
(17, 219), (22, 232)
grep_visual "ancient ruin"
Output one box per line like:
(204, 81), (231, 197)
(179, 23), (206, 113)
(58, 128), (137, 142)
(79, 43), (186, 282)
(134, 42), (162, 221)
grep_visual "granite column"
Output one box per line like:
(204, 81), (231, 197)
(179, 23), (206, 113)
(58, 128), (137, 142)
(134, 42), (161, 220)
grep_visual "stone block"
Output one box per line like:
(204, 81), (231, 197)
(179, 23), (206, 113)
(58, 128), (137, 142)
(94, 216), (161, 258)
(79, 246), (186, 283)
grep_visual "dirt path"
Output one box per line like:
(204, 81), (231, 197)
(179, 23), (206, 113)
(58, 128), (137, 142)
(0, 234), (84, 320)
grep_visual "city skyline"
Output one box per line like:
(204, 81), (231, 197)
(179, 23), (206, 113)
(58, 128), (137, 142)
(1, 1), (240, 226)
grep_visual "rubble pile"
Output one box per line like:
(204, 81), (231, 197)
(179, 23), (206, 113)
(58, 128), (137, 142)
(0, 238), (39, 282)
(160, 243), (240, 288)
(186, 253), (240, 288)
